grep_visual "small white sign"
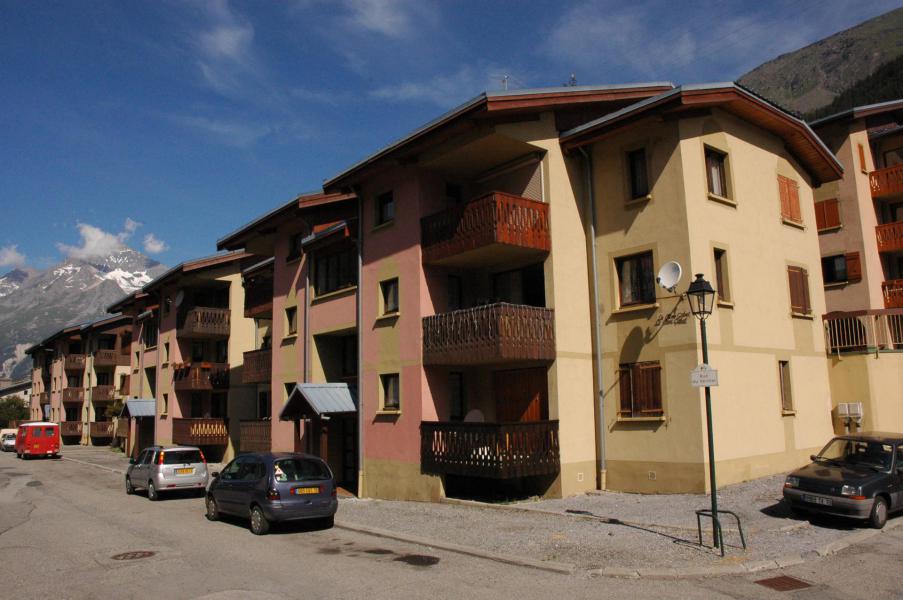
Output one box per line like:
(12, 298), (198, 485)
(691, 364), (719, 388)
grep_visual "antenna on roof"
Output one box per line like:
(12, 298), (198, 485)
(567, 73), (577, 87)
(501, 75), (509, 91)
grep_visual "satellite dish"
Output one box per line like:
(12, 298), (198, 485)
(656, 261), (683, 293)
(174, 290), (185, 308)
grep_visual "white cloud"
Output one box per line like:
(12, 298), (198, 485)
(341, 0), (432, 39)
(171, 114), (273, 147)
(56, 219), (140, 260)
(124, 217), (141, 233)
(143, 233), (169, 254)
(0, 245), (26, 268)
(371, 64), (518, 107)
(192, 0), (258, 95)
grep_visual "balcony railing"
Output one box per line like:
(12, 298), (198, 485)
(37, 392), (49, 405)
(421, 192), (551, 266)
(870, 164), (903, 199)
(242, 348), (272, 384)
(421, 420), (560, 479)
(89, 421), (114, 438)
(173, 363), (230, 391)
(62, 387), (84, 403)
(423, 303), (555, 366)
(876, 221), (903, 254)
(93, 349), (131, 367)
(60, 421), (83, 437)
(823, 309), (903, 354)
(240, 420), (271, 453)
(883, 280), (903, 309)
(173, 418), (229, 446)
(91, 385), (116, 402)
(244, 277), (273, 319)
(64, 354), (86, 371)
(178, 307), (231, 339)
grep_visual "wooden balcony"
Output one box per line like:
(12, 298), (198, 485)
(870, 164), (903, 199)
(60, 421), (83, 437)
(172, 418), (229, 446)
(89, 421), (114, 438)
(173, 363), (230, 392)
(91, 385), (116, 402)
(37, 392), (49, 405)
(421, 192), (551, 267)
(876, 221), (903, 254)
(244, 276), (273, 319)
(64, 354), (86, 371)
(93, 349), (130, 368)
(883, 280), (903, 309)
(242, 348), (271, 384)
(62, 387), (84, 403)
(240, 420), (271, 453)
(823, 309), (903, 354)
(178, 307), (230, 339)
(421, 420), (560, 479)
(422, 303), (555, 366)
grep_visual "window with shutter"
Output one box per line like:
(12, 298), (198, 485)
(778, 175), (802, 224)
(815, 198), (841, 231)
(787, 266), (811, 316)
(779, 361), (793, 413)
(844, 251), (862, 282)
(617, 361), (663, 418)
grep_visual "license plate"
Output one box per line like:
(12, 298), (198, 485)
(175, 468), (193, 475)
(802, 494), (832, 506)
(292, 487), (319, 495)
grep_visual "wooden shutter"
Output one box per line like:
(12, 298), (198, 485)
(815, 198), (841, 231)
(636, 362), (663, 415)
(858, 143), (867, 172)
(814, 201), (827, 230)
(845, 252), (862, 282)
(788, 266), (811, 314)
(778, 176), (801, 223)
(618, 366), (633, 416)
(778, 176), (791, 220)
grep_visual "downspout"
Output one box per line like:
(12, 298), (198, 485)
(355, 188), (364, 497)
(303, 257), (311, 384)
(577, 146), (606, 490)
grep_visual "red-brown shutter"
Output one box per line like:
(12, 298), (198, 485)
(637, 362), (663, 415)
(788, 267), (805, 314)
(858, 144), (867, 172)
(801, 268), (811, 314)
(778, 176), (791, 220)
(788, 179), (802, 223)
(845, 252), (862, 282)
(814, 201), (827, 230)
(824, 198), (841, 229)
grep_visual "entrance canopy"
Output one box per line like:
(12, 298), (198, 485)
(280, 383), (357, 421)
(120, 399), (155, 418)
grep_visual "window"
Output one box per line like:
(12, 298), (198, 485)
(778, 175), (802, 224)
(447, 275), (463, 311)
(449, 372), (464, 421)
(211, 393), (227, 418)
(257, 391), (271, 419)
(380, 373), (400, 411)
(787, 266), (812, 316)
(779, 361), (793, 413)
(65, 406), (79, 421)
(376, 191), (395, 226)
(287, 232), (304, 261)
(215, 340), (228, 363)
(285, 306), (298, 336)
(618, 362), (663, 418)
(163, 296), (171, 316)
(822, 252), (861, 285)
(190, 392), (203, 418)
(163, 342), (170, 363)
(627, 148), (649, 199)
(445, 183), (463, 204)
(341, 336), (357, 377)
(713, 249), (731, 303)
(705, 147), (728, 198)
(380, 278), (399, 315)
(814, 198), (841, 231)
(616, 252), (655, 307)
(191, 342), (205, 362)
(314, 246), (357, 296)
(143, 316), (158, 348)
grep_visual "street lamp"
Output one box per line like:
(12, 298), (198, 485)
(686, 273), (719, 548)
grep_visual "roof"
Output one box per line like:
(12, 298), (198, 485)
(142, 250), (250, 293)
(0, 379), (31, 396)
(20, 421), (57, 427)
(323, 82), (674, 189)
(120, 399), (156, 418)
(280, 383), (357, 420)
(809, 98), (903, 128)
(25, 313), (131, 355)
(560, 82), (843, 185)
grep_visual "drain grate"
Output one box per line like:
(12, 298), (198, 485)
(111, 551), (156, 561)
(755, 575), (812, 592)
(394, 554), (440, 567)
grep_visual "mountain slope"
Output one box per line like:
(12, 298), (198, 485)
(738, 7), (903, 114)
(808, 53), (903, 119)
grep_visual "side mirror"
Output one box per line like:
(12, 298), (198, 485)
(211, 472), (219, 479)
(129, 458), (136, 465)
(810, 455), (817, 462)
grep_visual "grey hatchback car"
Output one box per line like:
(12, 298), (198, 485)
(126, 446), (209, 500)
(205, 452), (337, 535)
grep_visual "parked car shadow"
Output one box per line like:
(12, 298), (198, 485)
(760, 500), (858, 531)
(211, 513), (334, 535)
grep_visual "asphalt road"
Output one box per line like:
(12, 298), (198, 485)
(1, 451), (902, 599)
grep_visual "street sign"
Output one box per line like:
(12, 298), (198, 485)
(691, 364), (719, 388)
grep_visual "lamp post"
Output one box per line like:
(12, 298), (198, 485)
(686, 273), (719, 548)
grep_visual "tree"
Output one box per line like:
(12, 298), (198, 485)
(0, 395), (29, 427)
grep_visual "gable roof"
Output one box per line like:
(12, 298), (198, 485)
(809, 98), (903, 128)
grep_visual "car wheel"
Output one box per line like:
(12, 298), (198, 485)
(125, 477), (134, 495)
(869, 496), (888, 529)
(147, 480), (159, 501)
(205, 495), (220, 521)
(320, 515), (335, 529)
(249, 505), (270, 535)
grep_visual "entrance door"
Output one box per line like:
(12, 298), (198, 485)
(493, 368), (548, 422)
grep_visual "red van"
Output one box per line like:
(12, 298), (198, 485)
(16, 422), (61, 459)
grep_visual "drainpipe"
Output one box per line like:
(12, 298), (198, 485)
(354, 187), (364, 497)
(577, 146), (606, 490)
(303, 256), (311, 384)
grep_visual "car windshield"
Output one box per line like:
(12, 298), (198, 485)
(816, 438), (894, 471)
(162, 450), (203, 464)
(273, 458), (330, 482)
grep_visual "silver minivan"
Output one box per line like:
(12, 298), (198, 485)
(126, 446), (209, 500)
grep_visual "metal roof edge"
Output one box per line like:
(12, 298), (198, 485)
(810, 98), (903, 128)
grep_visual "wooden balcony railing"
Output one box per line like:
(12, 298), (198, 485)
(173, 363), (230, 391)
(115, 417), (129, 438)
(89, 421), (114, 438)
(240, 420), (271, 453)
(62, 387), (84, 403)
(421, 420), (560, 479)
(60, 421), (83, 437)
(823, 309), (903, 354)
(64, 354), (86, 371)
(120, 374), (131, 397)
(37, 392), (49, 405)
(178, 307), (230, 339)
(244, 277), (273, 319)
(876, 221), (903, 254)
(423, 303), (555, 366)
(883, 280), (903, 309)
(91, 385), (116, 402)
(870, 164), (903, 199)
(93, 349), (131, 367)
(172, 418), (229, 446)
(242, 348), (271, 384)
(421, 192), (551, 265)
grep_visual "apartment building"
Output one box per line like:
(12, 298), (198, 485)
(810, 100), (903, 433)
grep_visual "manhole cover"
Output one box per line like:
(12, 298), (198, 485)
(393, 554), (440, 567)
(756, 575), (812, 591)
(111, 551), (156, 561)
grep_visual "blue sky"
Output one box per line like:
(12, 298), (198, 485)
(1, 0), (901, 270)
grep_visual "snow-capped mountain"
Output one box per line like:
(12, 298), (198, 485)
(0, 248), (167, 378)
